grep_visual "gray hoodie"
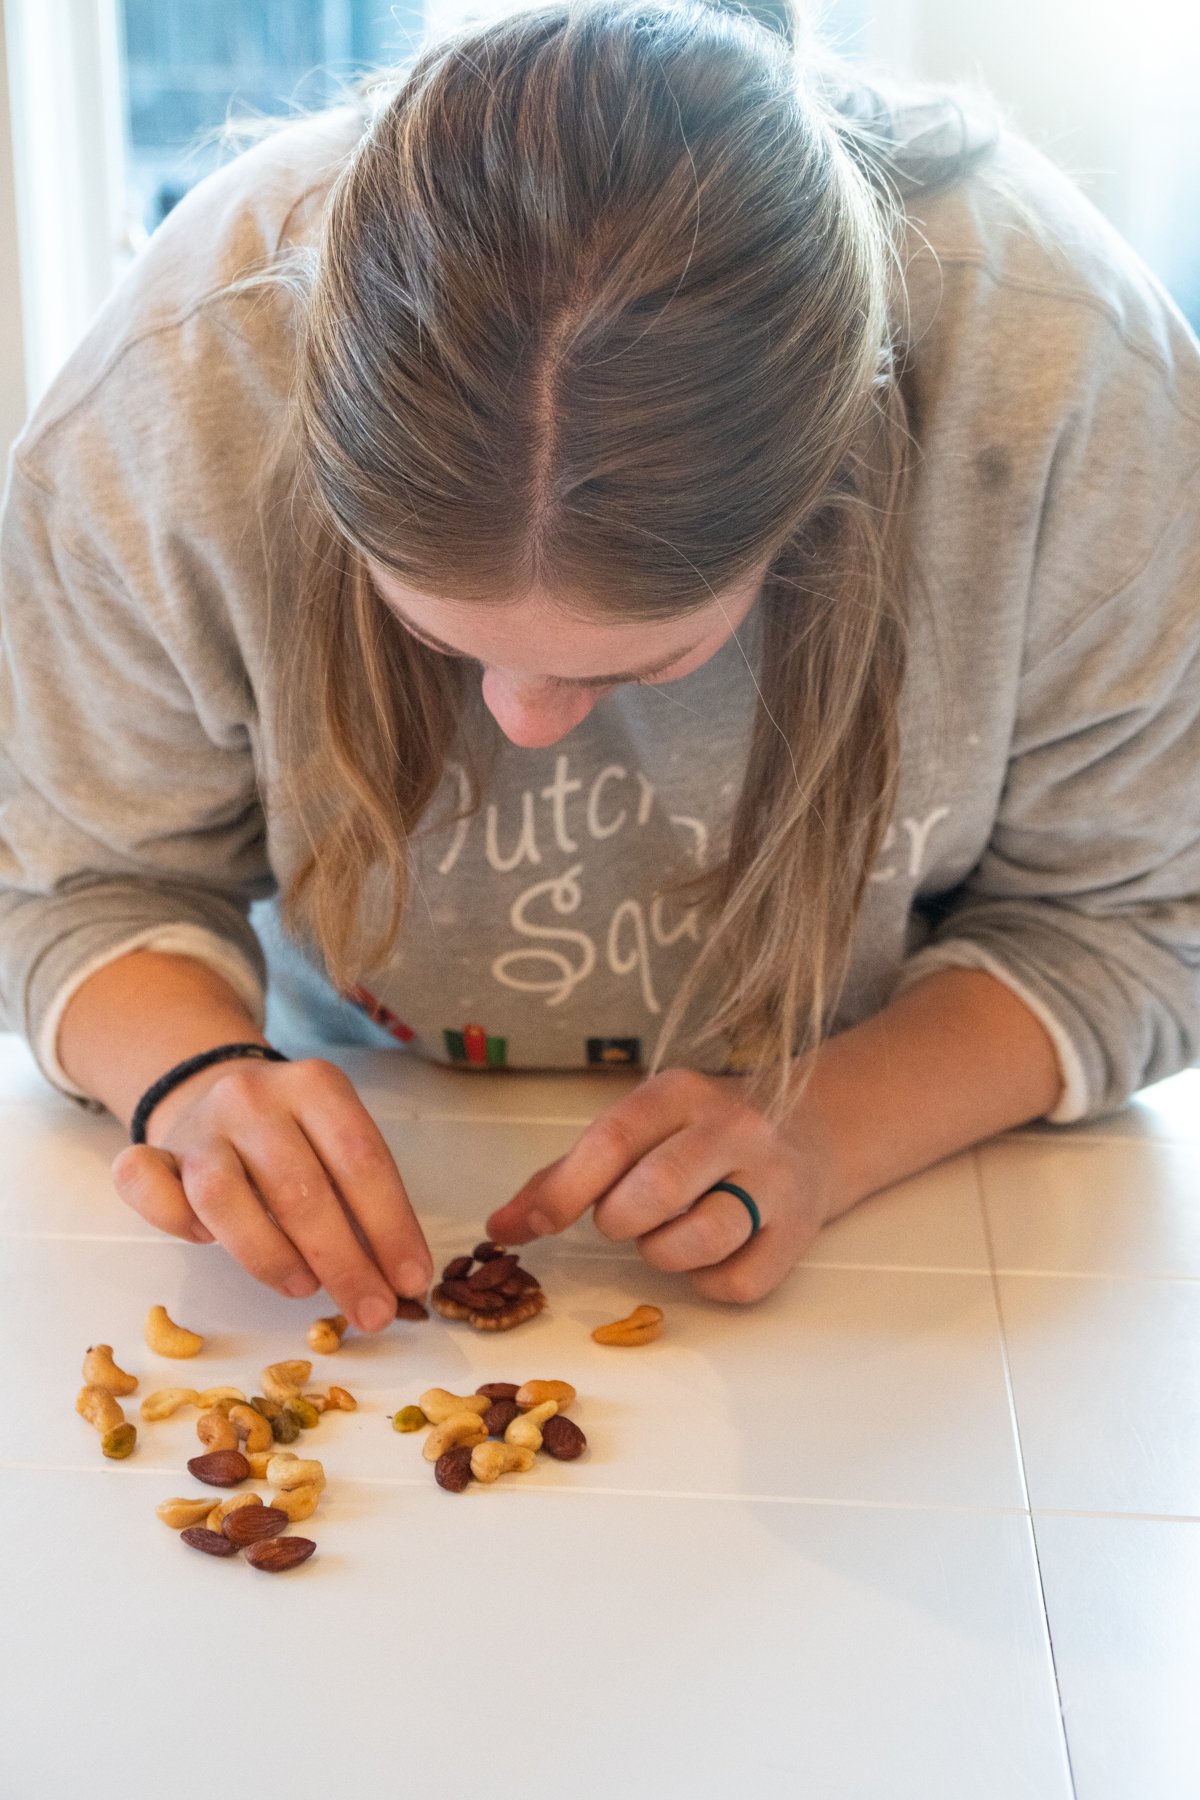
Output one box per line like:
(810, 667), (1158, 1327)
(1, 106), (1198, 1121)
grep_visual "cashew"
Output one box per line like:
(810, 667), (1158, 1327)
(81, 1345), (138, 1397)
(144, 1305), (204, 1358)
(205, 1492), (263, 1533)
(515, 1380), (576, 1413)
(423, 1412), (488, 1462)
(470, 1441), (536, 1483)
(228, 1403), (273, 1453)
(195, 1408), (239, 1452)
(504, 1399), (558, 1453)
(245, 1449), (278, 1480)
(196, 1387), (246, 1410)
(155, 1497), (213, 1530)
(76, 1384), (124, 1435)
(306, 1314), (348, 1355)
(327, 1386), (357, 1412)
(260, 1360), (312, 1403)
(266, 1455), (326, 1492)
(591, 1304), (664, 1346)
(270, 1484), (321, 1523)
(140, 1387), (201, 1421)
(301, 1391), (331, 1413)
(419, 1387), (491, 1425)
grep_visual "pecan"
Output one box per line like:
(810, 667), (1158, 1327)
(441, 1255), (473, 1282)
(180, 1526), (239, 1557)
(221, 1504), (290, 1546)
(393, 1296), (429, 1321)
(186, 1449), (251, 1487)
(541, 1415), (587, 1461)
(434, 1445), (476, 1492)
(465, 1254), (518, 1292)
(470, 1290), (545, 1332)
(475, 1382), (520, 1401)
(482, 1399), (520, 1437)
(244, 1536), (317, 1573)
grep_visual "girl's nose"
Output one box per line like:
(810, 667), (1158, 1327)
(480, 669), (603, 747)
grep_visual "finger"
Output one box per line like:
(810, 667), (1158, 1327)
(636, 1183), (759, 1272)
(180, 1140), (320, 1297)
(687, 1214), (801, 1305)
(298, 1102), (432, 1299)
(110, 1144), (214, 1243)
(235, 1122), (400, 1332)
(487, 1070), (713, 1241)
(591, 1128), (744, 1243)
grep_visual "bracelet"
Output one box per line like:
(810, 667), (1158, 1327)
(130, 1042), (290, 1145)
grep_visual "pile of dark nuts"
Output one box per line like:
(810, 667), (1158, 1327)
(430, 1241), (546, 1332)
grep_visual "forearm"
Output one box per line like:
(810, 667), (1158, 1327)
(786, 967), (1063, 1222)
(57, 950), (269, 1135)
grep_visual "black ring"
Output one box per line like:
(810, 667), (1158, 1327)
(702, 1180), (761, 1239)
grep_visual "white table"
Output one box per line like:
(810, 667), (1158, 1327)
(1, 1032), (1197, 1800)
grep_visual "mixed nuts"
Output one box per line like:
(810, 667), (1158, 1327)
(398, 1376), (588, 1494)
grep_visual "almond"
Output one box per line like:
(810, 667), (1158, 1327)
(186, 1449), (251, 1487)
(244, 1536), (316, 1573)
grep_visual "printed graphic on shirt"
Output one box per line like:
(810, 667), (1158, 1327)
(344, 984), (415, 1042)
(586, 1036), (642, 1067)
(444, 1024), (508, 1068)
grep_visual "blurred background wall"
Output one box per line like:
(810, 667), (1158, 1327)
(2, 0), (1199, 461)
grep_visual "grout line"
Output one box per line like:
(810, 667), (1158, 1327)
(976, 1147), (1079, 1800)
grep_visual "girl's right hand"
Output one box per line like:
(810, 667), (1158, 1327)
(109, 1055), (430, 1333)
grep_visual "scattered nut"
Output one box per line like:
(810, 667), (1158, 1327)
(505, 1399), (558, 1453)
(266, 1455), (326, 1492)
(475, 1382), (520, 1402)
(515, 1380), (576, 1413)
(140, 1387), (201, 1421)
(260, 1360), (312, 1403)
(423, 1413), (488, 1462)
(101, 1422), (137, 1459)
(222, 1503), (290, 1545)
(186, 1449), (251, 1487)
(205, 1492), (263, 1533)
(244, 1536), (316, 1573)
(482, 1399), (520, 1437)
(270, 1484), (321, 1523)
(228, 1404), (273, 1453)
(393, 1297), (429, 1322)
(283, 1394), (321, 1430)
(76, 1384), (125, 1436)
(245, 1449), (277, 1480)
(270, 1408), (302, 1445)
(196, 1387), (246, 1410)
(392, 1406), (427, 1433)
(435, 1445), (476, 1492)
(419, 1387), (491, 1425)
(540, 1415), (587, 1461)
(470, 1441), (536, 1483)
(145, 1305), (204, 1358)
(195, 1408), (239, 1452)
(301, 1391), (331, 1413)
(591, 1304), (664, 1347)
(307, 1313), (348, 1355)
(180, 1526), (239, 1558)
(326, 1386), (357, 1412)
(81, 1345), (138, 1396)
(249, 1394), (282, 1422)
(155, 1497), (214, 1530)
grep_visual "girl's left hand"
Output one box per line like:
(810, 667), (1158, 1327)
(485, 1068), (835, 1303)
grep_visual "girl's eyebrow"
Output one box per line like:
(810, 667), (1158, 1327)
(392, 611), (700, 687)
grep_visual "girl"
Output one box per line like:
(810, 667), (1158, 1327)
(1, 0), (1197, 1335)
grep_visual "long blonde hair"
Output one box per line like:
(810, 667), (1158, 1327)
(268, 0), (994, 1102)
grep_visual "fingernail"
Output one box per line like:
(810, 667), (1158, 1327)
(526, 1209), (552, 1236)
(357, 1295), (395, 1333)
(284, 1274), (314, 1298)
(396, 1261), (429, 1298)
(189, 1225), (215, 1244)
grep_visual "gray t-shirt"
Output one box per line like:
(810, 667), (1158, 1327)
(2, 106), (1198, 1121)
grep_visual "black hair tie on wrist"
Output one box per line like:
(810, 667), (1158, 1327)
(130, 1042), (290, 1145)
